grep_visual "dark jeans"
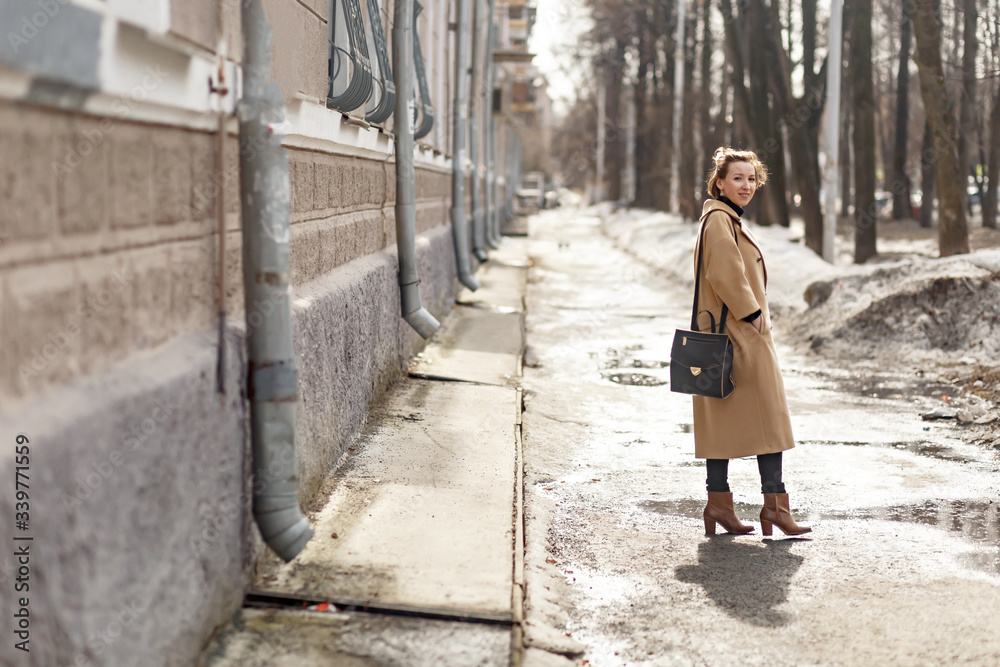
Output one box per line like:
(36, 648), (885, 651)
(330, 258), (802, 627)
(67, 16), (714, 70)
(706, 453), (786, 494)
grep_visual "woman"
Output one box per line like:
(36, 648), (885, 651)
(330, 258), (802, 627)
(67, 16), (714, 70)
(692, 147), (810, 537)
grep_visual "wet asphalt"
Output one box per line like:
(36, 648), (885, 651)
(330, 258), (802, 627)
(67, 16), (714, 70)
(520, 208), (1000, 666)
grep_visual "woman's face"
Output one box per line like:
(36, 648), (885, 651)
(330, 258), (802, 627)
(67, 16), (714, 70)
(717, 161), (757, 208)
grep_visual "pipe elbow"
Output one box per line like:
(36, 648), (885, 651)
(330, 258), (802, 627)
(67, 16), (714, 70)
(254, 502), (314, 562)
(458, 272), (481, 292)
(473, 248), (488, 263)
(404, 307), (441, 338)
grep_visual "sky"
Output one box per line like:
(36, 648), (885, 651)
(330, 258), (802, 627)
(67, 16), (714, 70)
(529, 0), (592, 117)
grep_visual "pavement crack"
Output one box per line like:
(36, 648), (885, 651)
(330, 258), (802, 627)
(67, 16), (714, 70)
(531, 411), (592, 427)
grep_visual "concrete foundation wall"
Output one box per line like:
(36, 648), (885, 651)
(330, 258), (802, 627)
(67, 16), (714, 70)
(0, 224), (457, 666)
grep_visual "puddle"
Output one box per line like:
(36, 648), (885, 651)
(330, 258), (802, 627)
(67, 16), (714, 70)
(603, 372), (667, 387)
(821, 500), (1000, 573)
(603, 358), (671, 370)
(641, 498), (1000, 574)
(641, 498), (758, 518)
(819, 370), (956, 401)
(802, 439), (969, 463)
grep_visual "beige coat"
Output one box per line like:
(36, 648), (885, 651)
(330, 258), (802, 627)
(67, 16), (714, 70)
(691, 199), (795, 459)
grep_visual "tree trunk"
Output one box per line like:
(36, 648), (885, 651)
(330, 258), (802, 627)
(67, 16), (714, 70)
(957, 0), (977, 214)
(766, 0), (825, 250)
(801, 0), (823, 214)
(633, 11), (657, 210)
(720, 0), (753, 149)
(851, 0), (877, 262)
(653, 2), (676, 212)
(604, 38), (625, 202)
(747, 0), (789, 227)
(699, 0), (716, 198)
(891, 0), (914, 220)
(911, 0), (970, 256)
(840, 0), (853, 218)
(679, 5), (698, 219)
(983, 85), (1000, 229)
(919, 121), (936, 227)
(802, 0), (816, 85)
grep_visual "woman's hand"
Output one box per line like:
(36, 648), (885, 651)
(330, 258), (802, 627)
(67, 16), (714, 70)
(752, 315), (763, 333)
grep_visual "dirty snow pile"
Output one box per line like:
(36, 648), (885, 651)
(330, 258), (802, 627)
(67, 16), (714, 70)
(600, 204), (1000, 374)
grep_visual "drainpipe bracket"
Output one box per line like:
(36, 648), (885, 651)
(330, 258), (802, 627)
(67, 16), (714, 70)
(250, 361), (299, 402)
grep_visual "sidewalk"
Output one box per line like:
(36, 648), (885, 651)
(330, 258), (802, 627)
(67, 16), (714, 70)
(200, 241), (529, 666)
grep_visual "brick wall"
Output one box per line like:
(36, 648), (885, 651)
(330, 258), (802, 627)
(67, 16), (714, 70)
(0, 100), (452, 411)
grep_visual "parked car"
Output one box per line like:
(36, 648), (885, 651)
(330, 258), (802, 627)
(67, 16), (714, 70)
(516, 172), (546, 212)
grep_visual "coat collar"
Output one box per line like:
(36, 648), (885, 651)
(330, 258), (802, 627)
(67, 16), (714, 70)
(699, 199), (768, 288)
(701, 198), (740, 222)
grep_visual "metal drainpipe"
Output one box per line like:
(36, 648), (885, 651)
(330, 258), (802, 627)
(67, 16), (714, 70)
(238, 0), (313, 562)
(492, 116), (501, 241)
(483, 4), (500, 249)
(394, 0), (445, 335)
(449, 0), (481, 290)
(469, 0), (487, 261)
(492, 118), (507, 244)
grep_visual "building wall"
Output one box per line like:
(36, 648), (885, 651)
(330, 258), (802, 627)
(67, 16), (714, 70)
(0, 0), (470, 664)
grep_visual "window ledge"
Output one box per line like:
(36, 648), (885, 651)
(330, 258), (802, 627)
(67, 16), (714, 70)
(284, 99), (451, 172)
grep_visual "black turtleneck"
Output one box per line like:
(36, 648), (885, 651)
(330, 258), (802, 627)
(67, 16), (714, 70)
(717, 194), (744, 218)
(715, 196), (761, 324)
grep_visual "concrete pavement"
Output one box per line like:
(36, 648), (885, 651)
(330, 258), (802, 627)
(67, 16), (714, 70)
(520, 207), (1000, 666)
(202, 206), (1000, 666)
(201, 242), (529, 666)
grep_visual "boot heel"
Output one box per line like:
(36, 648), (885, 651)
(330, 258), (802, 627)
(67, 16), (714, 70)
(760, 520), (773, 536)
(704, 518), (717, 535)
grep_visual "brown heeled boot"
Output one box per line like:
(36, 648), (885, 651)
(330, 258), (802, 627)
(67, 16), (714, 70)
(703, 492), (755, 535)
(760, 493), (812, 536)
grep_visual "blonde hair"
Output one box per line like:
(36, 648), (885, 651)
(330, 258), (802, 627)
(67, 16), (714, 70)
(705, 147), (768, 198)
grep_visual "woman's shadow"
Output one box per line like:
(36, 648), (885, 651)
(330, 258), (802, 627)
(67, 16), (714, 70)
(675, 538), (806, 627)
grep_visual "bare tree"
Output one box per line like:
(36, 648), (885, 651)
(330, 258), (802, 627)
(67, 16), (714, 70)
(764, 0), (826, 247)
(699, 0), (718, 193)
(852, 0), (877, 262)
(891, 0), (914, 220)
(957, 0), (978, 212)
(984, 84), (1000, 229)
(982, 0), (999, 229)
(633, 1), (657, 209)
(735, 0), (790, 227)
(679, 1), (699, 219)
(919, 120), (936, 227)
(840, 0), (854, 218)
(911, 0), (970, 255)
(604, 37), (626, 202)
